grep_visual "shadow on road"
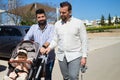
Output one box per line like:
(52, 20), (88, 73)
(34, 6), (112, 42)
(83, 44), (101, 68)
(0, 57), (9, 61)
(0, 57), (9, 72)
(0, 65), (7, 72)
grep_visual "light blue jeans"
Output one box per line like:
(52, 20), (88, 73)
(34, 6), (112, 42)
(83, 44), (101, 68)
(59, 57), (81, 80)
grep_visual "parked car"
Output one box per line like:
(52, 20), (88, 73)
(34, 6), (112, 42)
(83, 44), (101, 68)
(0, 25), (30, 58)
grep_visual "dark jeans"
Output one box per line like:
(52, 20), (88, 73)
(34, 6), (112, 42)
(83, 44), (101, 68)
(38, 60), (55, 80)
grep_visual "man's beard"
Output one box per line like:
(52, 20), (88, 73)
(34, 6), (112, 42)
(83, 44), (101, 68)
(61, 16), (67, 21)
(38, 20), (47, 26)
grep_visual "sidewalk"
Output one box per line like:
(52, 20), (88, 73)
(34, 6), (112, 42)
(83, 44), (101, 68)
(52, 36), (120, 80)
(84, 42), (120, 80)
(1, 32), (120, 80)
(88, 36), (120, 51)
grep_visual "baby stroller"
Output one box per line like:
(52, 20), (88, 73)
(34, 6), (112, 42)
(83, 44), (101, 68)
(4, 40), (47, 80)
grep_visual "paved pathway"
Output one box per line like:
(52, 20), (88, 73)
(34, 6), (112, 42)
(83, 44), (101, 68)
(84, 42), (120, 80)
(0, 36), (120, 80)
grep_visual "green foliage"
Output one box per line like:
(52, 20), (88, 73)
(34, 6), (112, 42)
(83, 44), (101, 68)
(108, 14), (112, 25)
(100, 15), (105, 26)
(20, 20), (36, 26)
(87, 25), (120, 33)
(115, 16), (119, 24)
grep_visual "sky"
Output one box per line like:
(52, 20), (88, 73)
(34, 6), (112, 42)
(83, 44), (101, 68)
(22, 0), (120, 21)
(1, 0), (120, 21)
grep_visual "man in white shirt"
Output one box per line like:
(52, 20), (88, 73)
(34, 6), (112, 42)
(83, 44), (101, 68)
(46, 1), (88, 80)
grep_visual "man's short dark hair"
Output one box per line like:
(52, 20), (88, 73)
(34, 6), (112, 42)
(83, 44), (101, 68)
(36, 8), (46, 15)
(60, 1), (72, 11)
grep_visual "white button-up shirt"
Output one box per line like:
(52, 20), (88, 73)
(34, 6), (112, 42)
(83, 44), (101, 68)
(49, 17), (88, 62)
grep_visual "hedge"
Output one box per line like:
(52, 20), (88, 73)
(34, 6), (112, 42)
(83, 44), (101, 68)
(86, 25), (120, 33)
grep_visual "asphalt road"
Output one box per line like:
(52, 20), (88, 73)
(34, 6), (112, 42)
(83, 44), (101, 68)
(0, 37), (120, 80)
(84, 42), (120, 80)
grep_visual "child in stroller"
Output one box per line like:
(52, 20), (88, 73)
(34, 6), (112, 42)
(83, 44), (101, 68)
(3, 40), (39, 80)
(4, 48), (32, 80)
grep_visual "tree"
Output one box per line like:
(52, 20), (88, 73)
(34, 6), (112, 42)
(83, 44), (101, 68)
(100, 15), (105, 26)
(7, 0), (23, 25)
(0, 0), (7, 9)
(1, 1), (56, 25)
(116, 16), (120, 24)
(119, 18), (120, 24)
(20, 11), (36, 26)
(0, 0), (7, 24)
(115, 16), (119, 24)
(108, 13), (112, 25)
(10, 3), (56, 25)
(0, 0), (23, 25)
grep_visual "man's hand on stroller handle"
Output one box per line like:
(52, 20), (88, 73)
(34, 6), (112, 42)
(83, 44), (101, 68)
(40, 47), (46, 54)
(40, 42), (51, 54)
(45, 47), (51, 54)
(40, 46), (51, 54)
